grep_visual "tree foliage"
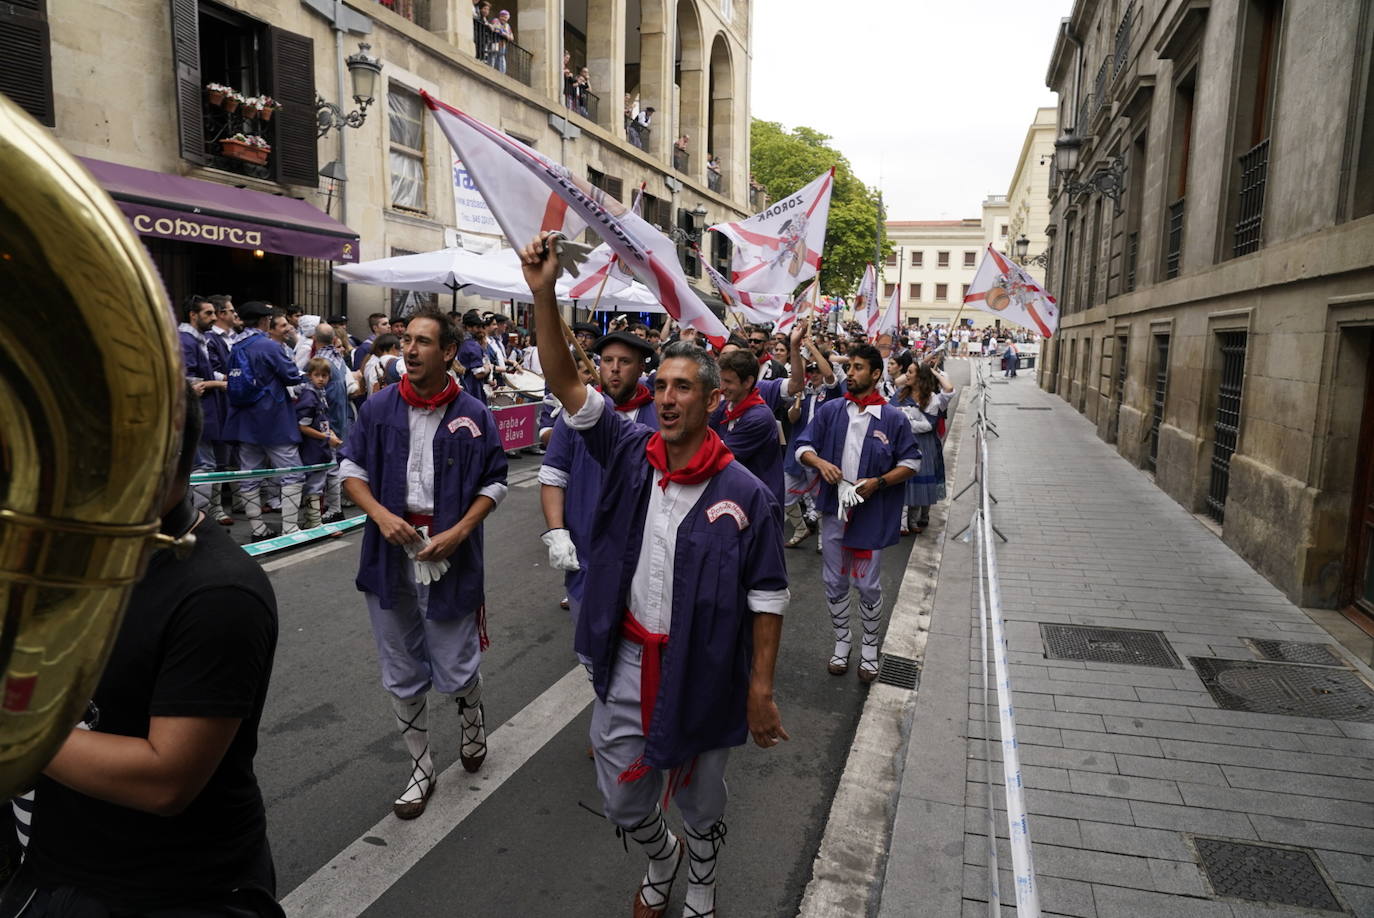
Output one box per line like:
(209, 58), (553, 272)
(747, 119), (890, 298)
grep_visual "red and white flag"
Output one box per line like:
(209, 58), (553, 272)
(709, 168), (834, 293)
(424, 93), (729, 346)
(853, 262), (877, 330)
(875, 283), (901, 339)
(565, 182), (644, 299)
(963, 244), (1059, 338)
(702, 261), (788, 326)
(775, 278), (819, 336)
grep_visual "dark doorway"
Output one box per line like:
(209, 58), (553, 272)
(1343, 338), (1374, 623)
(144, 238), (291, 308)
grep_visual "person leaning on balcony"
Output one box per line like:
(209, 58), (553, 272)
(707, 155), (721, 175)
(473, 1), (492, 55)
(576, 67), (591, 117)
(674, 134), (690, 153)
(490, 10), (513, 74)
(563, 52), (575, 109)
(630, 107), (654, 150)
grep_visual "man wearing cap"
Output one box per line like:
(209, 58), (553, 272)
(523, 232), (789, 918)
(571, 322), (601, 362)
(340, 304), (508, 820)
(457, 310), (492, 404)
(221, 303), (308, 540)
(539, 329), (658, 661)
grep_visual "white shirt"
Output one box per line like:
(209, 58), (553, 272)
(564, 386), (786, 634)
(339, 387), (508, 516)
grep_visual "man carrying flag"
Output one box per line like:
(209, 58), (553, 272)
(523, 230), (789, 918)
(796, 344), (920, 682)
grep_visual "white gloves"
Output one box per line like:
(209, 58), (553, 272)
(402, 526), (450, 585)
(837, 479), (866, 522)
(542, 528), (581, 572)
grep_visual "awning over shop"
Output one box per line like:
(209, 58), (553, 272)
(78, 157), (360, 263)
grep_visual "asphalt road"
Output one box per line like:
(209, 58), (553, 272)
(253, 432), (926, 916)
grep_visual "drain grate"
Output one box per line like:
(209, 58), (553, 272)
(875, 654), (920, 690)
(1194, 837), (1343, 911)
(1016, 406), (1052, 410)
(1190, 657), (1374, 722)
(1042, 624), (1183, 668)
(1245, 638), (1346, 667)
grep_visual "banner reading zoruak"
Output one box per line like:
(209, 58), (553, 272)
(709, 168), (834, 293)
(424, 92), (729, 346)
(963, 245), (1059, 337)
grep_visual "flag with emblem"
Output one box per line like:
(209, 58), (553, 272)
(703, 261), (789, 325)
(875, 283), (901, 339)
(709, 168), (834, 293)
(775, 278), (819, 335)
(853, 262), (876, 329)
(963, 244), (1059, 338)
(424, 92), (730, 346)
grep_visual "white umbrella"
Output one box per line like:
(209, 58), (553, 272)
(332, 247), (634, 306)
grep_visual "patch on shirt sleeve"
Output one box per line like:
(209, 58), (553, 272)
(706, 500), (749, 530)
(871, 429), (889, 445)
(448, 416), (482, 437)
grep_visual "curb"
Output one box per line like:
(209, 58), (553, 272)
(796, 378), (973, 918)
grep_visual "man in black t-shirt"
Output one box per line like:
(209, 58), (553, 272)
(2, 391), (282, 917)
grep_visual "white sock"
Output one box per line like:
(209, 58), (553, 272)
(860, 597), (883, 669)
(624, 806), (681, 910)
(683, 819), (726, 916)
(828, 596), (852, 665)
(390, 695), (433, 805)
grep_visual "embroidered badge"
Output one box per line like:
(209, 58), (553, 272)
(706, 500), (749, 530)
(448, 416), (482, 436)
(871, 429), (889, 445)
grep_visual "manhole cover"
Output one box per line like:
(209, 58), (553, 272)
(1190, 657), (1374, 722)
(875, 654), (920, 690)
(1194, 837), (1343, 911)
(1246, 638), (1346, 667)
(1041, 624), (1182, 668)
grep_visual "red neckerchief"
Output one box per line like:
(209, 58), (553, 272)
(644, 428), (734, 491)
(398, 372), (459, 411)
(844, 389), (887, 409)
(600, 383), (653, 412)
(723, 388), (765, 423)
(757, 353), (771, 365)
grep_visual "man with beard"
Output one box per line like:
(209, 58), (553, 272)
(339, 305), (508, 820)
(178, 295), (228, 518)
(796, 344), (920, 683)
(457, 310), (493, 404)
(539, 329), (658, 659)
(522, 232), (788, 918)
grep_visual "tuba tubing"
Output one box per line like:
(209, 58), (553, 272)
(0, 93), (183, 798)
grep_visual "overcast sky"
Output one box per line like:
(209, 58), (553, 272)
(750, 0), (1069, 220)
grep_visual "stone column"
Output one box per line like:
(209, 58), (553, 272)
(585, 0), (623, 130)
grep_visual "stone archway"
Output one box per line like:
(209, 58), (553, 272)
(624, 0), (670, 153)
(707, 32), (733, 194)
(673, 0), (705, 178)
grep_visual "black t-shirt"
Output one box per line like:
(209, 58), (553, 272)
(28, 519), (279, 909)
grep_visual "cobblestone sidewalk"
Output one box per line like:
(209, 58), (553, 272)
(878, 371), (1374, 918)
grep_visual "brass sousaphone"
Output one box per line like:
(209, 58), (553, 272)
(0, 94), (183, 797)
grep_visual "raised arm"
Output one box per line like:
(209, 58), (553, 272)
(521, 232), (587, 417)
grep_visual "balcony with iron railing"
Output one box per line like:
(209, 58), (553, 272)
(673, 147), (690, 174)
(707, 167), (722, 193)
(1112, 2), (1134, 84)
(474, 19), (533, 87)
(1233, 139), (1269, 257)
(1092, 58), (1110, 123)
(565, 86), (599, 125)
(376, 0), (431, 27)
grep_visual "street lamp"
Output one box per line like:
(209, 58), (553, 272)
(1053, 129), (1082, 176)
(316, 42), (382, 137)
(668, 203), (709, 245)
(1014, 234), (1050, 269)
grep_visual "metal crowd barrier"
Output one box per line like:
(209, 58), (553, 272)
(190, 463), (366, 558)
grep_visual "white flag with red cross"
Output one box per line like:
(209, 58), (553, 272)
(702, 261), (789, 326)
(853, 262), (877, 330)
(709, 168), (834, 293)
(963, 244), (1059, 337)
(875, 283), (901, 339)
(565, 182), (645, 299)
(424, 93), (730, 346)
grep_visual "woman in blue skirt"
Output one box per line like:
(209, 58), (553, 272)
(894, 354), (955, 534)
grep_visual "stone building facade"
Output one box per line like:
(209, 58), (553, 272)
(1, 0), (755, 331)
(1005, 106), (1058, 288)
(1040, 0), (1374, 619)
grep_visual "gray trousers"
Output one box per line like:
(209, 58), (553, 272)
(365, 562), (482, 700)
(238, 442), (304, 494)
(591, 641), (730, 831)
(190, 441), (216, 512)
(820, 516), (883, 605)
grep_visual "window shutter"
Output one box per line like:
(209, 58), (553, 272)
(606, 176), (624, 203)
(267, 26), (318, 187)
(167, 0), (204, 163)
(0, 0), (54, 127)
